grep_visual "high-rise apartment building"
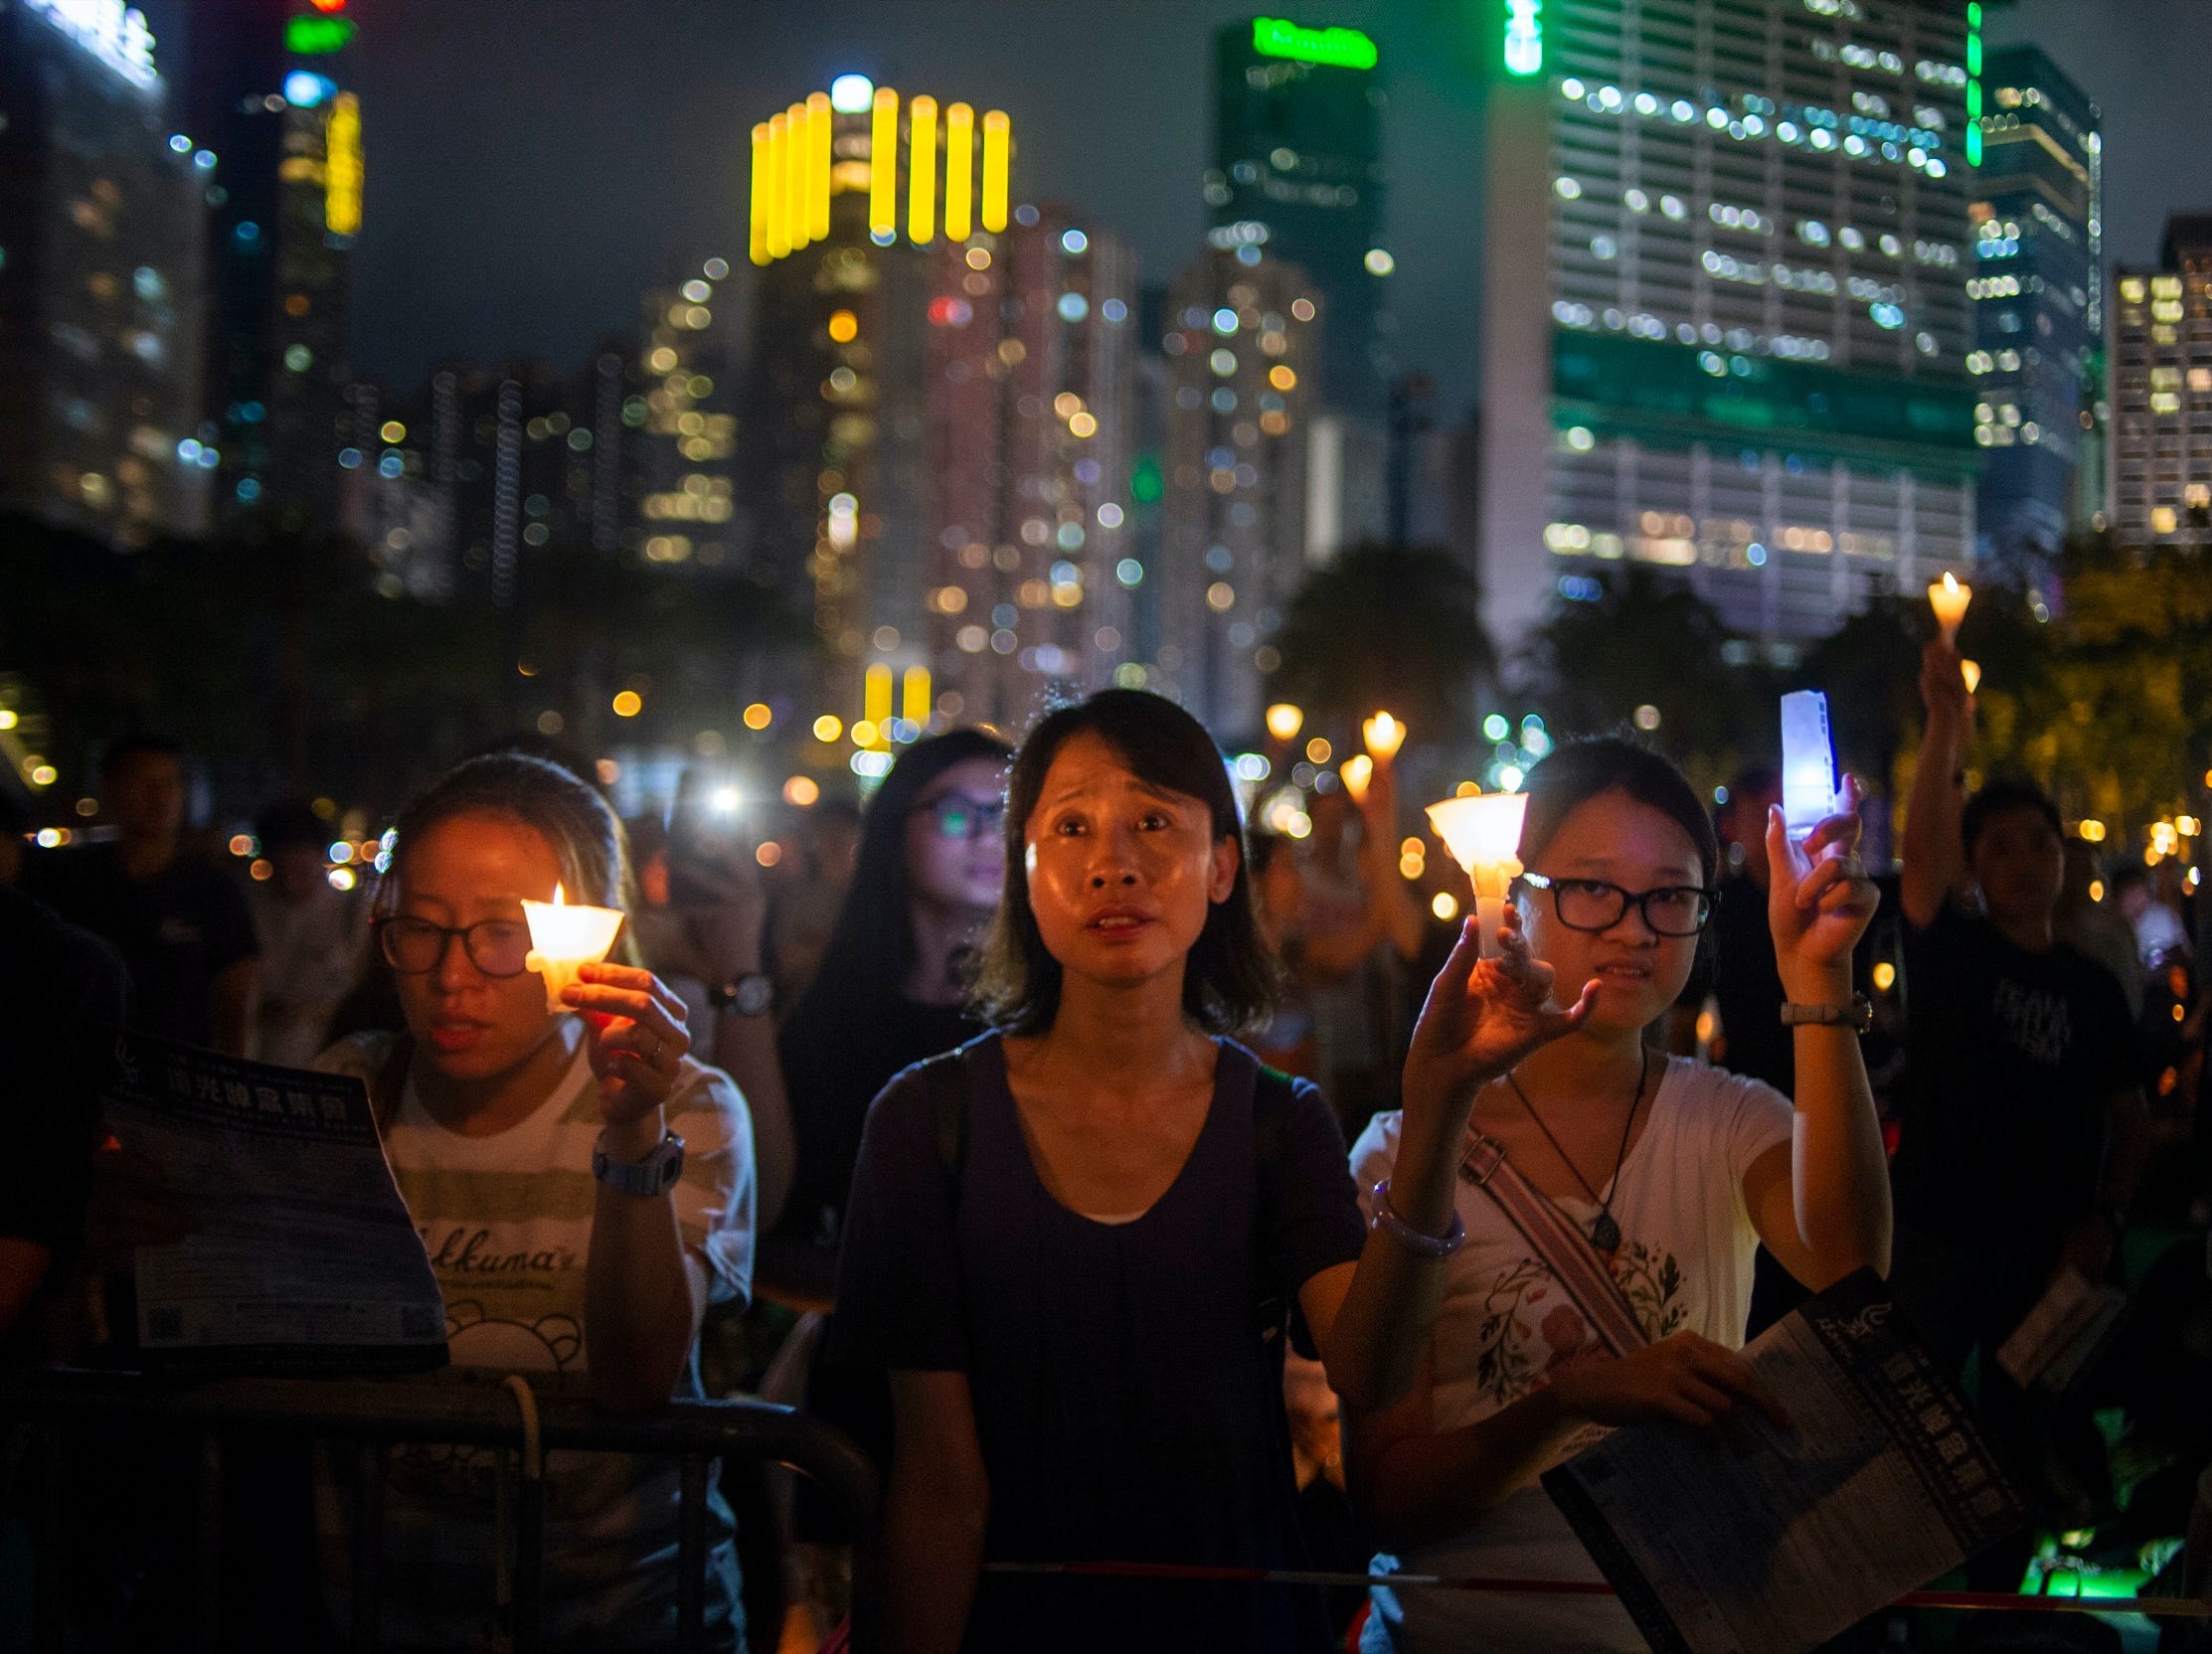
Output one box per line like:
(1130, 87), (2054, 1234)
(0, 0), (209, 544)
(177, 0), (361, 527)
(1207, 16), (1388, 415)
(1478, 0), (1979, 647)
(923, 205), (1139, 730)
(1157, 246), (1320, 738)
(742, 76), (1013, 725)
(1969, 45), (2099, 579)
(629, 257), (739, 571)
(2109, 216), (2212, 548)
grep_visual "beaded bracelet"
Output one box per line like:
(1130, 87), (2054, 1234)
(1369, 1178), (1466, 1257)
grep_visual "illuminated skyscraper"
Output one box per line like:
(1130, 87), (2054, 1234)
(1968, 46), (2098, 579)
(178, 0), (362, 526)
(0, 0), (209, 544)
(742, 76), (1014, 729)
(1478, 0), (1979, 647)
(629, 257), (739, 571)
(2109, 216), (2212, 548)
(923, 205), (1138, 730)
(1157, 247), (1320, 738)
(1208, 16), (1387, 415)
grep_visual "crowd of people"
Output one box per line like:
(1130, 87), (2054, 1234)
(2, 641), (2208, 1654)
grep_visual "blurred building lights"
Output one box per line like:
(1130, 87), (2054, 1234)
(783, 775), (822, 806)
(829, 74), (875, 113)
(611, 690), (643, 718)
(908, 95), (937, 245)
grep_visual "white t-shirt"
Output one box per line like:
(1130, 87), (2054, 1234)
(314, 1032), (755, 1650)
(1350, 1056), (1793, 1654)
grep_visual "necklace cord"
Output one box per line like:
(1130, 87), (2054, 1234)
(1504, 1044), (1650, 1230)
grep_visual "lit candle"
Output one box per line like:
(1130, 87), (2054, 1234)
(1265, 703), (1304, 743)
(1340, 753), (1375, 803)
(1928, 572), (1972, 643)
(1363, 711), (1406, 761)
(521, 883), (625, 1013)
(1426, 792), (1530, 957)
(1959, 658), (1981, 696)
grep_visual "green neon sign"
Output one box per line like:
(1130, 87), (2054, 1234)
(286, 15), (357, 54)
(1964, 2), (1983, 166)
(1504, 0), (1543, 78)
(1253, 17), (1378, 72)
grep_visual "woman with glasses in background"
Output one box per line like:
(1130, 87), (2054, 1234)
(1344, 737), (1890, 1654)
(757, 727), (1014, 1306)
(318, 749), (755, 1651)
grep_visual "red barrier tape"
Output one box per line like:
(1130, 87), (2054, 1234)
(980, 1562), (2212, 1617)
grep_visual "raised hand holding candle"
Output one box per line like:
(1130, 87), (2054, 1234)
(1340, 753), (1375, 803)
(1362, 711), (1406, 761)
(1426, 792), (1530, 957)
(1928, 572), (1972, 643)
(521, 884), (625, 1013)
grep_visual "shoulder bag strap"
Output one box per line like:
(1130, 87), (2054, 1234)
(1459, 1132), (1650, 1358)
(1252, 1063), (1297, 1342)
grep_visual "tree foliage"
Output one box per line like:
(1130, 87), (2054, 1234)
(1267, 543), (1493, 744)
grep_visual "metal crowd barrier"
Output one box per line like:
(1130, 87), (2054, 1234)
(1, 1368), (882, 1654)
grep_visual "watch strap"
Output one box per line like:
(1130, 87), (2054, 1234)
(593, 1130), (685, 1196)
(1780, 994), (1873, 1033)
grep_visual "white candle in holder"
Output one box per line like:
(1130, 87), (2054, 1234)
(1426, 792), (1531, 957)
(521, 884), (624, 1013)
(1928, 572), (1972, 643)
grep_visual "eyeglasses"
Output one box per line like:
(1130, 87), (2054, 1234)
(915, 793), (1005, 842)
(376, 916), (535, 977)
(1518, 872), (1716, 937)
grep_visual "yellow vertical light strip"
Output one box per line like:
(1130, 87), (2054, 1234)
(943, 102), (973, 243)
(749, 122), (772, 264)
(806, 90), (832, 243)
(864, 663), (894, 731)
(908, 94), (937, 245)
(981, 110), (1010, 234)
(869, 87), (899, 240)
(765, 113), (790, 258)
(902, 666), (933, 726)
(783, 100), (809, 250)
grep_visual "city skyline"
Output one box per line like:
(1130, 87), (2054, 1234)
(125, 0), (2212, 420)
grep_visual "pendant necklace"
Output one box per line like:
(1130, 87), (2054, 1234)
(1504, 1044), (1650, 1254)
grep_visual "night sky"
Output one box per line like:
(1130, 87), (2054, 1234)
(138, 0), (2212, 415)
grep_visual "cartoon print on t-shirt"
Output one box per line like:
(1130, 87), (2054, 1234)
(1470, 1241), (1688, 1408)
(386, 1303), (585, 1506)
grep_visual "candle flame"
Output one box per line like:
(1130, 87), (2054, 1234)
(1942, 572), (1959, 596)
(552, 883), (566, 907)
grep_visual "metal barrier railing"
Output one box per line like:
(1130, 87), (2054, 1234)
(1, 1369), (881, 1654)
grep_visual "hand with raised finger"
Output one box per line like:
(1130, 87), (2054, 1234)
(1402, 904), (1600, 1150)
(1547, 1331), (1793, 1444)
(564, 962), (693, 1152)
(1766, 773), (1881, 994)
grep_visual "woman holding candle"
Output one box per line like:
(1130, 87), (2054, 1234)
(1344, 737), (1890, 1654)
(317, 750), (754, 1650)
(832, 689), (1605, 1654)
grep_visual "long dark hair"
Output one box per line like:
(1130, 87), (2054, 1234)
(326, 750), (638, 1043)
(777, 728), (1013, 1047)
(971, 689), (1276, 1036)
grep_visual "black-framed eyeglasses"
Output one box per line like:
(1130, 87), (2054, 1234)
(376, 916), (535, 977)
(914, 793), (1005, 842)
(1518, 872), (1716, 937)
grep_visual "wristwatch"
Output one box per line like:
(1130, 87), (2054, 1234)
(1780, 994), (1874, 1034)
(593, 1130), (686, 1197)
(708, 972), (773, 1017)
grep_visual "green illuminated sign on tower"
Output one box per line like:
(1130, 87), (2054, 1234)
(1964, 2), (1983, 165)
(1503, 0), (1543, 77)
(1252, 16), (1378, 72)
(286, 15), (357, 54)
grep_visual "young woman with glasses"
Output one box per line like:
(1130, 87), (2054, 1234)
(759, 727), (1013, 1307)
(318, 750), (755, 1650)
(1344, 737), (1890, 1654)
